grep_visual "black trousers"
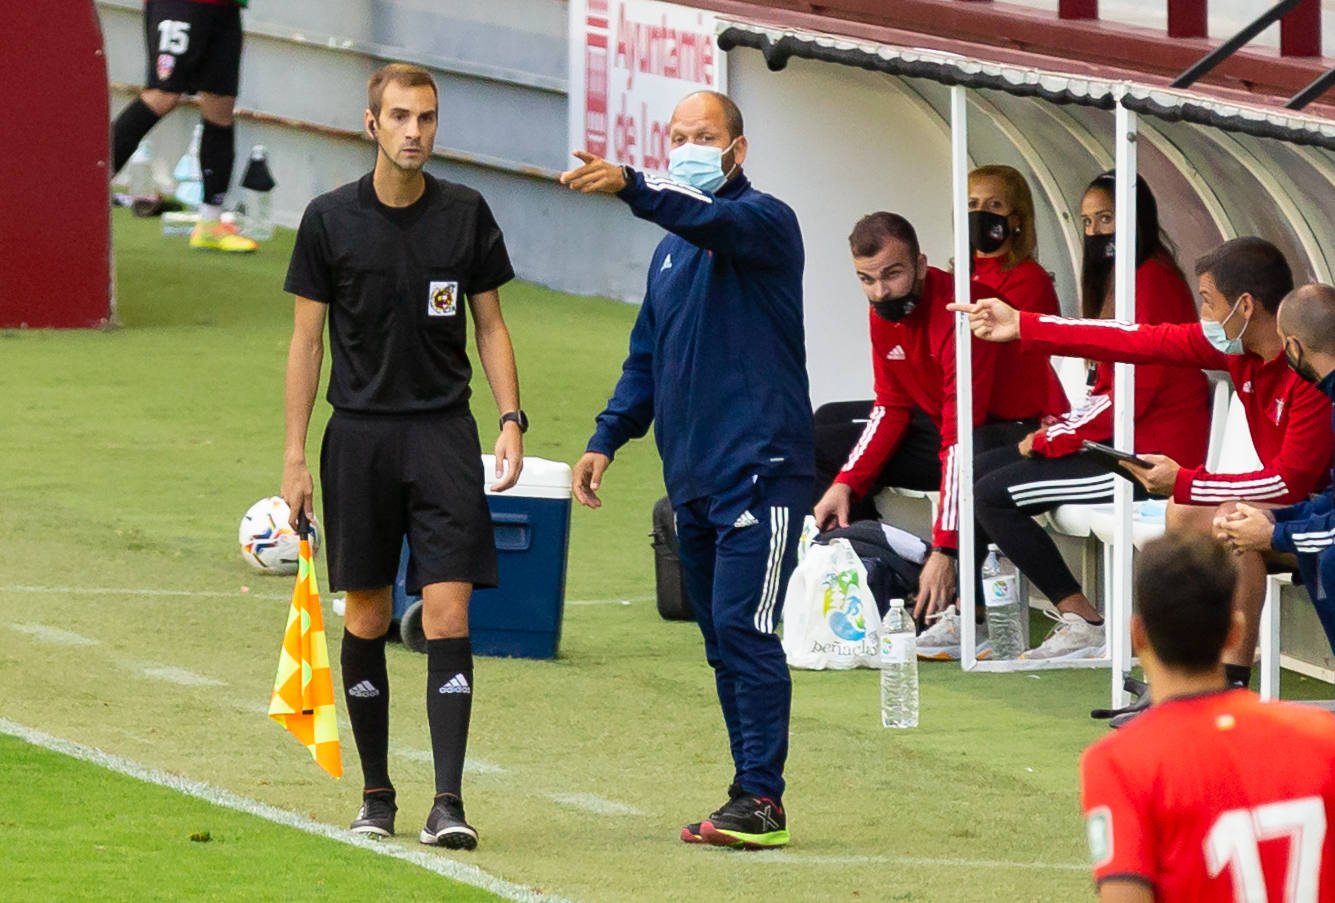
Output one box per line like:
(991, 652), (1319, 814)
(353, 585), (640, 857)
(812, 400), (1034, 519)
(974, 444), (1148, 604)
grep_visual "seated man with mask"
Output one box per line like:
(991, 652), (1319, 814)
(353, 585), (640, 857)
(813, 212), (1064, 650)
(950, 236), (1334, 697)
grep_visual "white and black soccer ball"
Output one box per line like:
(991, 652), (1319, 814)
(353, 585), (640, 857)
(238, 496), (319, 574)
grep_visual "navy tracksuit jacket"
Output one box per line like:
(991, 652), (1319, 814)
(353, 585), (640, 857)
(1270, 370), (1335, 653)
(587, 169), (813, 802)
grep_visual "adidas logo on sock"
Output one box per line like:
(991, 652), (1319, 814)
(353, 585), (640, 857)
(347, 680), (380, 698)
(438, 673), (471, 695)
(733, 510), (759, 528)
(886, 344), (907, 361)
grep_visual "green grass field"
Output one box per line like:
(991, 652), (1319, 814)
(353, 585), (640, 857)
(4, 211), (1333, 902)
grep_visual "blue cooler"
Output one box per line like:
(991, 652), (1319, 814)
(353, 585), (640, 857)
(392, 455), (572, 659)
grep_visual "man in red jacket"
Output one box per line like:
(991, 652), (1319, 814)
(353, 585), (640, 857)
(951, 237), (1334, 692)
(813, 212), (1064, 624)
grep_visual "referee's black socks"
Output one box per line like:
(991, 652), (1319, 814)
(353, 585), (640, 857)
(426, 637), (474, 798)
(341, 629), (393, 793)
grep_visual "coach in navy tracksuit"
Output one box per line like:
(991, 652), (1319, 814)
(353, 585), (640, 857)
(562, 91), (812, 850)
(1217, 283), (1335, 654)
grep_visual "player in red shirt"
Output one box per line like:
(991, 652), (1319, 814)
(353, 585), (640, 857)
(971, 174), (1210, 662)
(951, 237), (1334, 689)
(110, 0), (257, 252)
(812, 211), (1065, 623)
(1080, 532), (1335, 902)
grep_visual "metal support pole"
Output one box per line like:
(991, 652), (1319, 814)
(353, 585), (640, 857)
(1171, 0), (1303, 88)
(1280, 0), (1321, 57)
(1109, 97), (1138, 710)
(952, 84), (979, 670)
(1167, 0), (1208, 39)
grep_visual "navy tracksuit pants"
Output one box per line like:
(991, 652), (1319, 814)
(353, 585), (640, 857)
(1296, 547), (1335, 655)
(673, 475), (809, 802)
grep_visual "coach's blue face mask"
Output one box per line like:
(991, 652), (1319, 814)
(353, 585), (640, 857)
(668, 138), (739, 194)
(1202, 295), (1249, 356)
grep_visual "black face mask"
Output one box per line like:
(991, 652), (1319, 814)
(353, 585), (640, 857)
(1285, 338), (1321, 385)
(1084, 232), (1115, 265)
(969, 210), (1011, 255)
(871, 287), (920, 322)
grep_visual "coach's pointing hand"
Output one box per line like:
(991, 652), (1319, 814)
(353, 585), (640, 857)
(572, 451), (611, 508)
(559, 151), (628, 195)
(946, 297), (1021, 343)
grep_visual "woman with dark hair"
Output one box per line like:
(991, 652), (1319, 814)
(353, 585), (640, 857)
(963, 172), (1211, 662)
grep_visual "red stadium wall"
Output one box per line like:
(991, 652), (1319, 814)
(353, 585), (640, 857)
(0, 2), (112, 328)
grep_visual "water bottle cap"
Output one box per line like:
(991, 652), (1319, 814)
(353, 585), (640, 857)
(251, 145), (267, 158)
(987, 543), (1000, 551)
(889, 597), (905, 607)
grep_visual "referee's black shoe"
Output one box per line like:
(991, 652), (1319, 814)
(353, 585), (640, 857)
(420, 793), (478, 850)
(350, 789), (397, 838)
(681, 783), (745, 845)
(700, 793), (789, 849)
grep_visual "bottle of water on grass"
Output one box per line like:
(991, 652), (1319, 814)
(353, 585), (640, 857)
(982, 544), (1025, 660)
(880, 598), (918, 728)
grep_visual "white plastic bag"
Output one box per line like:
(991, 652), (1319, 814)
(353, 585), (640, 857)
(780, 538), (882, 670)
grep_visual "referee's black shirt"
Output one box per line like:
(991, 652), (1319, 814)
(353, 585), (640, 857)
(284, 172), (514, 415)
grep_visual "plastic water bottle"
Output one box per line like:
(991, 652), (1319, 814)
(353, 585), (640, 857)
(126, 140), (156, 199)
(240, 145), (276, 240)
(880, 598), (918, 728)
(173, 124), (204, 209)
(982, 544), (1025, 659)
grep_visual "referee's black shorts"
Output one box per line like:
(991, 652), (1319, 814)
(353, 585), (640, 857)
(143, 0), (243, 96)
(320, 410), (498, 595)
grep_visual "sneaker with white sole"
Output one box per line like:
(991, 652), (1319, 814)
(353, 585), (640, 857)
(349, 790), (396, 837)
(420, 793), (478, 850)
(1021, 610), (1105, 661)
(916, 604), (991, 660)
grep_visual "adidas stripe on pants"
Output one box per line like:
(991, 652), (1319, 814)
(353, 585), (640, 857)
(673, 475), (810, 802)
(974, 444), (1148, 605)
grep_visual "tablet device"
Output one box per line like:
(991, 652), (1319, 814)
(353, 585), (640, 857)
(1080, 440), (1150, 472)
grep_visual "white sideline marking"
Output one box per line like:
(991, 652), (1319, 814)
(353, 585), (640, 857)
(740, 852), (1086, 871)
(546, 793), (646, 816)
(8, 623), (98, 646)
(0, 584), (289, 601)
(565, 595), (654, 607)
(138, 665), (226, 687)
(395, 748), (508, 776)
(1, 583), (648, 608)
(0, 719), (576, 903)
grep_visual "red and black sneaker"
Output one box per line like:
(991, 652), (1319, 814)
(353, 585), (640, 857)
(700, 793), (789, 849)
(680, 783), (744, 845)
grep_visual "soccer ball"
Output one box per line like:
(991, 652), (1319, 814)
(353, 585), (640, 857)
(238, 496), (319, 574)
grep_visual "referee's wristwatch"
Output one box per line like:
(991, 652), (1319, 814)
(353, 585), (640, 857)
(499, 410), (529, 434)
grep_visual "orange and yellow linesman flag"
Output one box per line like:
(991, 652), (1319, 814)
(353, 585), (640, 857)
(268, 514), (342, 777)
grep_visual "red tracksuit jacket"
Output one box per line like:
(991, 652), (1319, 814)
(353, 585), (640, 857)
(1031, 257), (1210, 468)
(1019, 311), (1333, 504)
(836, 267), (1064, 548)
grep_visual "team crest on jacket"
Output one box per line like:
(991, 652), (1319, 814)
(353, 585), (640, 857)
(156, 53), (176, 81)
(428, 281), (458, 317)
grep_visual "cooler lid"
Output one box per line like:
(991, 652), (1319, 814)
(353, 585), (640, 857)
(481, 455), (572, 500)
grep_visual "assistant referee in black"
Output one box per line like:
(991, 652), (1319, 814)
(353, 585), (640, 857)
(281, 63), (525, 851)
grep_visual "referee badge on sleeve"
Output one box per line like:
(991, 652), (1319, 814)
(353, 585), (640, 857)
(428, 281), (459, 317)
